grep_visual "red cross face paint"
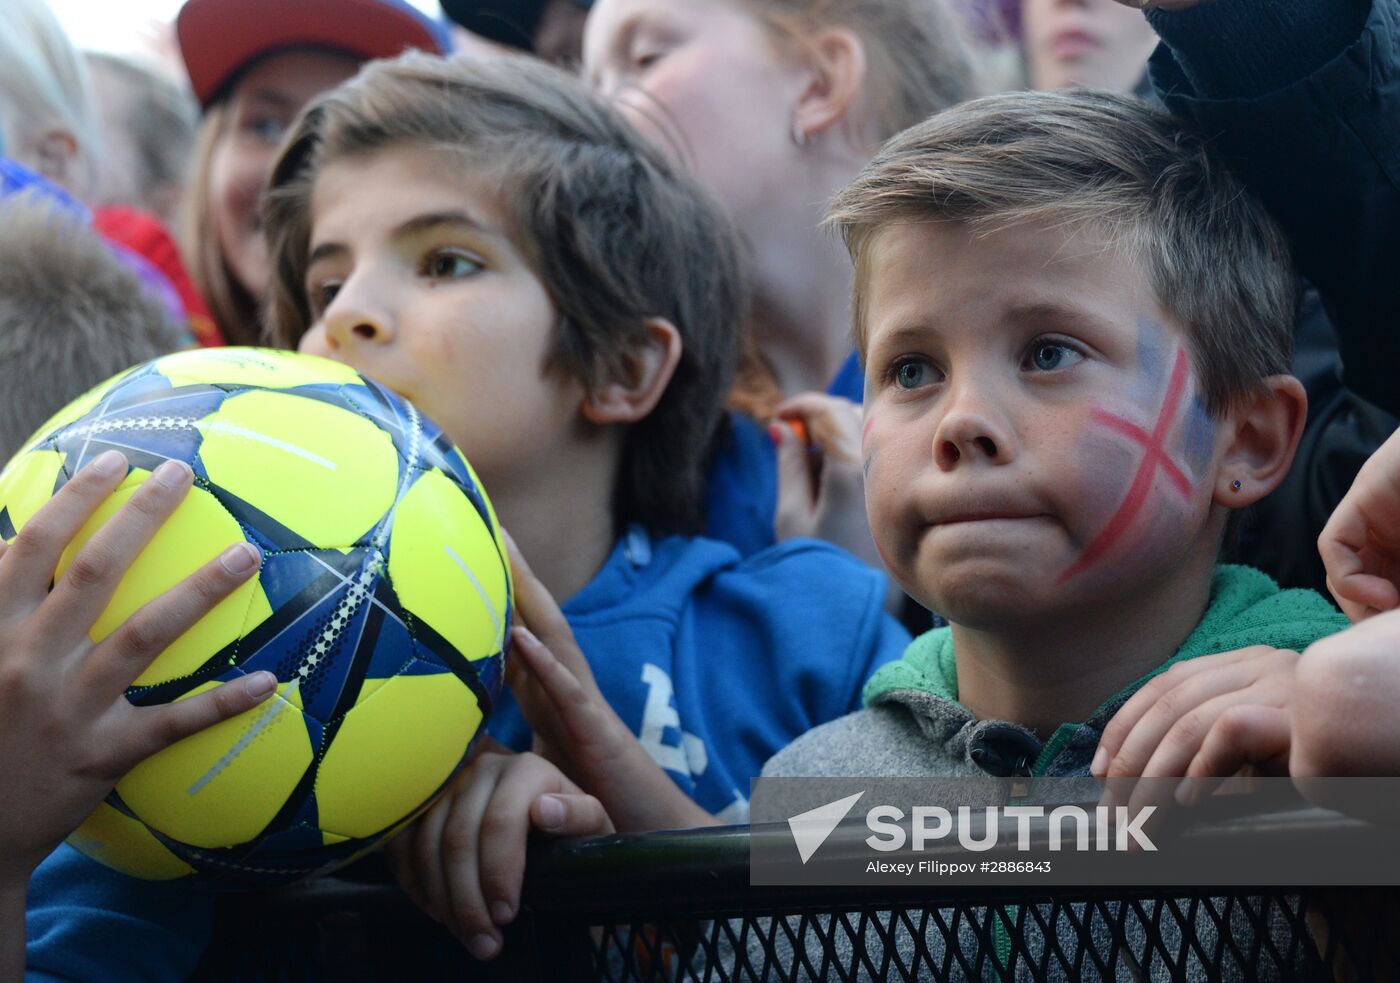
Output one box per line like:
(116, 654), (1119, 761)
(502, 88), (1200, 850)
(1057, 322), (1217, 584)
(860, 221), (1221, 629)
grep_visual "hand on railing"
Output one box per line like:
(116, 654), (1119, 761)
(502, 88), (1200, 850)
(385, 748), (613, 962)
(503, 534), (718, 833)
(1093, 645), (1298, 813)
(384, 532), (725, 962)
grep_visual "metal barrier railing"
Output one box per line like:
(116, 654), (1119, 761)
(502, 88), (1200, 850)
(192, 803), (1400, 982)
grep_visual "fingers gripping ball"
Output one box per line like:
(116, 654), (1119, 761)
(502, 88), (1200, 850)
(0, 347), (510, 885)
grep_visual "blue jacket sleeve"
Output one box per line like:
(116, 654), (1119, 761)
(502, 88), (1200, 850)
(26, 845), (212, 983)
(1147, 0), (1400, 416)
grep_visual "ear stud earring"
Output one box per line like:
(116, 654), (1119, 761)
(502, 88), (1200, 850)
(1231, 480), (1242, 491)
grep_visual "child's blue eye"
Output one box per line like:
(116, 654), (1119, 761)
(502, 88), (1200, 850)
(893, 358), (933, 390)
(423, 251), (480, 279)
(1026, 342), (1083, 372)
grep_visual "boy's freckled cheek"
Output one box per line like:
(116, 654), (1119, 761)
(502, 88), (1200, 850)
(861, 414), (925, 506)
(1121, 481), (1200, 573)
(430, 325), (460, 364)
(859, 417), (919, 566)
(1061, 423), (1204, 586)
(1071, 431), (1139, 533)
(860, 414), (880, 477)
(1115, 374), (1163, 418)
(869, 525), (902, 582)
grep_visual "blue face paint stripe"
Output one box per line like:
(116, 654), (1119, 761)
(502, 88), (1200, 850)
(1180, 393), (1215, 479)
(1135, 315), (1168, 385)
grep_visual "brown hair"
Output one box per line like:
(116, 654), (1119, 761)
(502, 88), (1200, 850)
(263, 52), (747, 537)
(739, 0), (980, 140)
(828, 88), (1297, 415)
(182, 105), (264, 346)
(0, 197), (182, 461)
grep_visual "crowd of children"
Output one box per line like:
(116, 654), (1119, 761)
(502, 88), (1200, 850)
(1, 0), (1399, 977)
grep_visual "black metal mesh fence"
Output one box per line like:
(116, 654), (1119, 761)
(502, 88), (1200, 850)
(562, 887), (1400, 982)
(192, 817), (1400, 982)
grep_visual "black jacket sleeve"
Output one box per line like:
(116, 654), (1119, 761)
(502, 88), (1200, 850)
(1148, 0), (1400, 417)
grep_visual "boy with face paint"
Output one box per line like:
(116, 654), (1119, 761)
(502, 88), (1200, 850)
(763, 88), (1351, 783)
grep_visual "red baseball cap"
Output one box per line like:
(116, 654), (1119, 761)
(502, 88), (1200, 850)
(177, 0), (451, 109)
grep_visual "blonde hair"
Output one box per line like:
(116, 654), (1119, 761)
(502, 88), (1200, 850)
(828, 89), (1297, 415)
(718, 0), (979, 421)
(264, 53), (748, 536)
(738, 0), (979, 140)
(85, 53), (199, 223)
(181, 105), (263, 347)
(0, 196), (181, 461)
(0, 0), (99, 199)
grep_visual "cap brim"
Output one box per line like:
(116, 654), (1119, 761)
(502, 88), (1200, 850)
(178, 0), (448, 108)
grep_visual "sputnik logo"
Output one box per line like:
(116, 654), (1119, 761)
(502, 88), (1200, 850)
(1059, 347), (1195, 583)
(788, 792), (865, 864)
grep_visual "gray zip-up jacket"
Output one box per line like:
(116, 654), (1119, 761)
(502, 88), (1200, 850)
(748, 566), (1347, 980)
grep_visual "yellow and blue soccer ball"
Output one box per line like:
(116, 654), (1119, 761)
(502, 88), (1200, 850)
(0, 347), (510, 885)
